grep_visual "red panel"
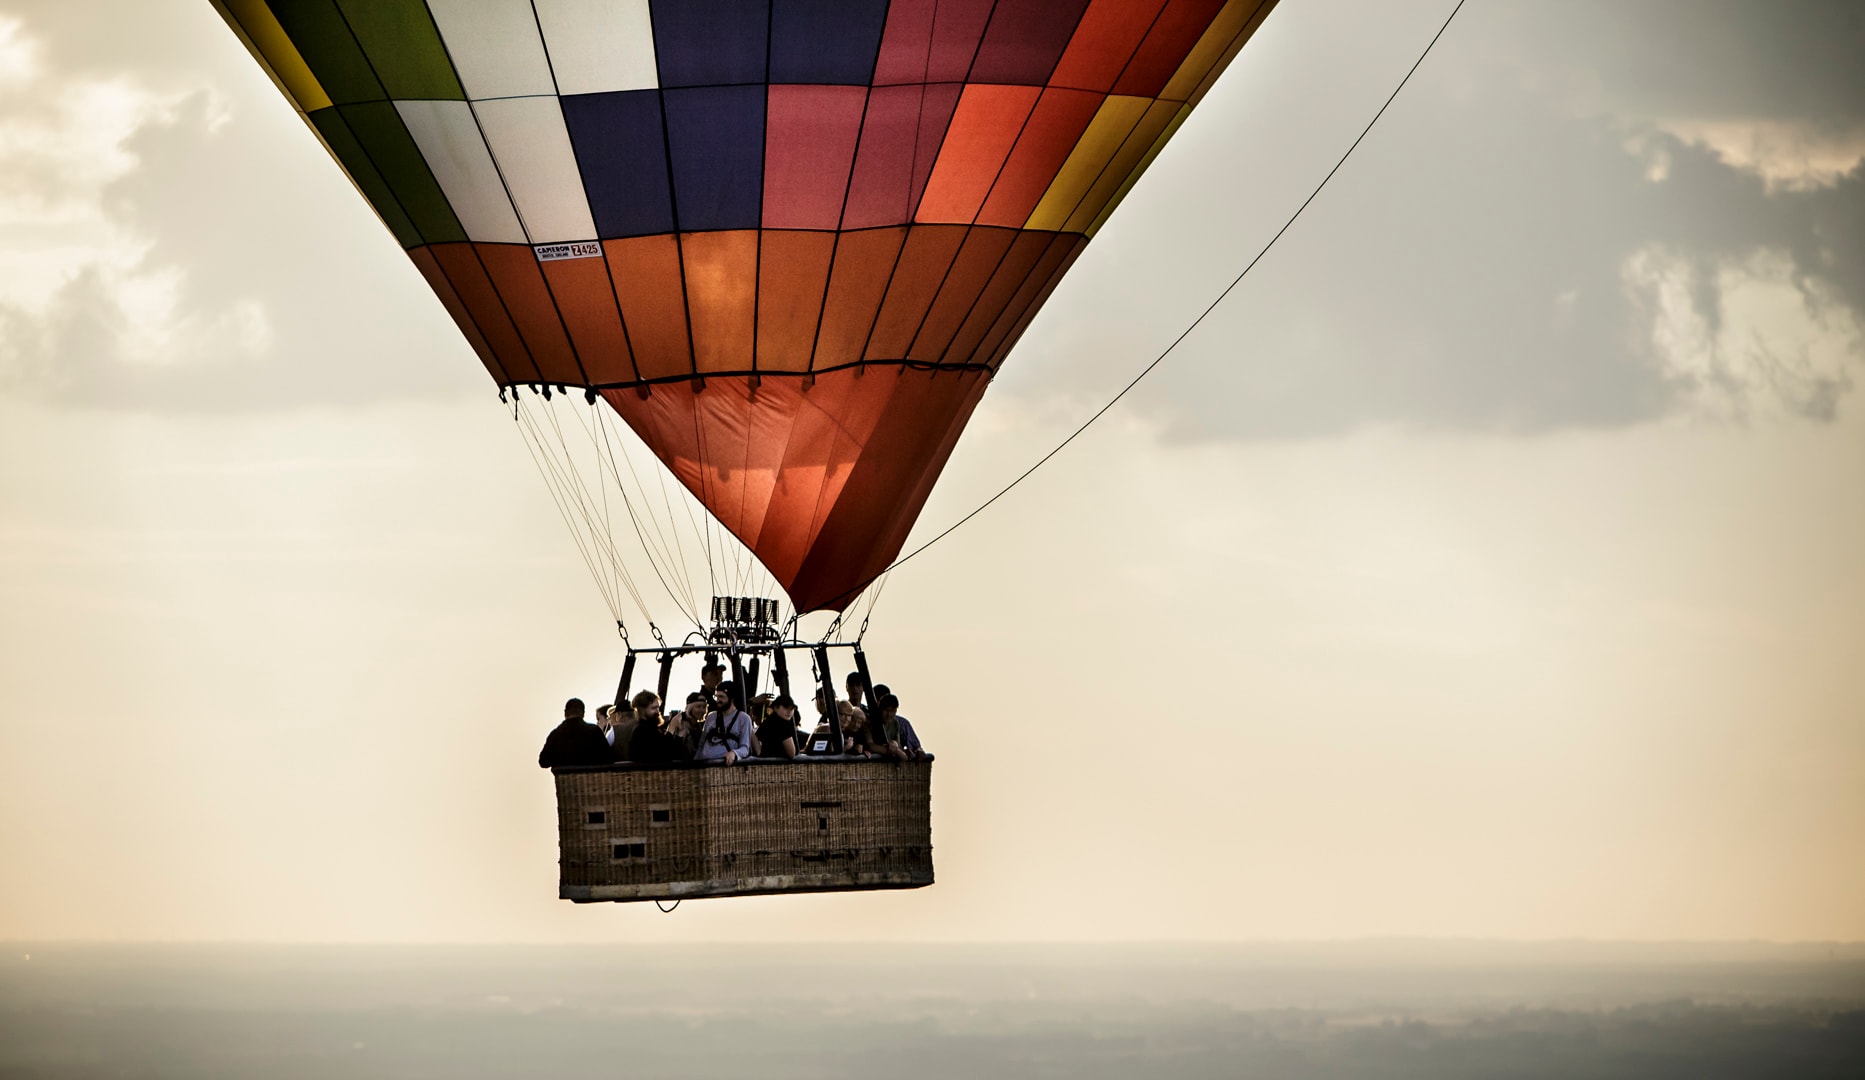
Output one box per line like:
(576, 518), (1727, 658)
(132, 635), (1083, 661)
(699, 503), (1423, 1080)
(605, 234), (691, 382)
(1112, 0), (1228, 98)
(871, 0), (995, 85)
(842, 84), (961, 230)
(909, 225), (1017, 362)
(914, 84), (1042, 224)
(975, 87), (1104, 227)
(864, 224), (970, 361)
(762, 85), (867, 230)
(475, 243), (583, 386)
(539, 255), (636, 385)
(987, 234), (1086, 367)
(812, 227), (907, 369)
(408, 246), (505, 383)
(1049, 0), (1169, 92)
(682, 230), (758, 374)
(603, 366), (992, 612)
(426, 242), (539, 382)
(943, 230), (1055, 364)
(976, 233), (1080, 365)
(756, 230), (835, 373)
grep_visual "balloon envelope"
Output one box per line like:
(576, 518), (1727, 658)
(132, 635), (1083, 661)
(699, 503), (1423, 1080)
(214, 0), (1278, 612)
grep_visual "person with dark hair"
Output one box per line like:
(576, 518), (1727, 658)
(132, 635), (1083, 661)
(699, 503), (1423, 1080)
(538, 698), (612, 769)
(801, 688), (840, 756)
(624, 691), (681, 763)
(866, 693), (909, 761)
(755, 694), (799, 759)
(695, 681), (754, 764)
(697, 660), (727, 704)
(872, 684), (922, 758)
(666, 691), (707, 759)
(843, 670), (872, 715)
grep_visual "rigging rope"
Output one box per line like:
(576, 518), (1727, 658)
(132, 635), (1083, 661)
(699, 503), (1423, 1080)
(816, 0), (1466, 615)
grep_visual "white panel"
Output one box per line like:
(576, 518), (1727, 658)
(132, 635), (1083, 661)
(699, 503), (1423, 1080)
(427, 0), (556, 99)
(534, 0), (658, 95)
(474, 96), (597, 242)
(396, 99), (527, 243)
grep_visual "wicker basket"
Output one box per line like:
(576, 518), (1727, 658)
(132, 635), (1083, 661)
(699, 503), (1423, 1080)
(553, 757), (933, 902)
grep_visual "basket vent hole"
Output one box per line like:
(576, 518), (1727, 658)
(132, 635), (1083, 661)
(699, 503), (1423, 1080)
(630, 842), (646, 858)
(651, 808), (671, 823)
(612, 842), (627, 859)
(586, 811), (606, 825)
(818, 816), (828, 832)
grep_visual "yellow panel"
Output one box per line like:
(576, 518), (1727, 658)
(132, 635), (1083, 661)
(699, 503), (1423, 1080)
(1023, 95), (1152, 233)
(1064, 98), (1182, 234)
(1086, 104), (1189, 237)
(1160, 0), (1279, 103)
(215, 0), (333, 112)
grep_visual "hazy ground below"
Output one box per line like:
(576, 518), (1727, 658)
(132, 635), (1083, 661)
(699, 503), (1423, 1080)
(3, 942), (1861, 1078)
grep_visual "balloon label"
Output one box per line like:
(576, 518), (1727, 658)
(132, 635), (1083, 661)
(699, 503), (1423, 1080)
(533, 241), (602, 262)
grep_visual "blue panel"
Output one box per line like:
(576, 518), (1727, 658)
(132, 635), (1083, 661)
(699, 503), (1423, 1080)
(649, 0), (770, 87)
(561, 91), (676, 239)
(769, 0), (889, 85)
(664, 86), (766, 232)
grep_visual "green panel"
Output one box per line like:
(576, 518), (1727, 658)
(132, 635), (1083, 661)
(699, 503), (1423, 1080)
(338, 102), (467, 244)
(308, 107), (422, 248)
(334, 0), (465, 101)
(265, 0), (384, 104)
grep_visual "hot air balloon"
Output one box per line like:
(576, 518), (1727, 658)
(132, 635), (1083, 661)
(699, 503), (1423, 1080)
(212, 0), (1278, 902)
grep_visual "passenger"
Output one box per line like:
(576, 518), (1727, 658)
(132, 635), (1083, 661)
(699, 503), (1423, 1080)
(666, 692), (707, 759)
(694, 681), (754, 764)
(838, 700), (870, 757)
(698, 660), (726, 702)
(866, 693), (910, 761)
(801, 689), (838, 755)
(843, 670), (873, 714)
(872, 684), (923, 758)
(537, 698), (613, 769)
(595, 703), (615, 747)
(754, 694), (798, 759)
(747, 693), (773, 755)
(624, 691), (679, 763)
(606, 701), (639, 760)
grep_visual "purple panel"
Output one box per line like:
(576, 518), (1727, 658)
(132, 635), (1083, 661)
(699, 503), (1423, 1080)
(650, 0), (770, 87)
(970, 0), (1092, 85)
(664, 85), (766, 231)
(842, 83), (962, 230)
(562, 91), (675, 239)
(769, 0), (889, 84)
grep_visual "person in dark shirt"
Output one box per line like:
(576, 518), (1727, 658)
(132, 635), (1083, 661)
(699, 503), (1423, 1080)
(623, 691), (681, 763)
(871, 684), (923, 758)
(866, 693), (908, 761)
(537, 698), (613, 769)
(666, 692), (707, 759)
(755, 694), (799, 759)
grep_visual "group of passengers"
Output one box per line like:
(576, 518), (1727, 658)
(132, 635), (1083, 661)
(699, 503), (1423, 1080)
(538, 663), (923, 770)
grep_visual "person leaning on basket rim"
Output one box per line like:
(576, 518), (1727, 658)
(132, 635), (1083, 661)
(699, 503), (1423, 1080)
(624, 690), (681, 763)
(538, 698), (612, 769)
(667, 692), (707, 758)
(871, 684), (922, 758)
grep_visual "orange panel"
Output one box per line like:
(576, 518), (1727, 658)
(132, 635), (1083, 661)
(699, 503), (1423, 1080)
(914, 84), (1042, 224)
(943, 230), (1055, 365)
(1048, 0), (1168, 92)
(475, 244), (583, 386)
(976, 233), (1079, 365)
(812, 227), (907, 370)
(682, 230), (758, 374)
(539, 255), (636, 385)
(989, 235), (1086, 367)
(426, 243), (539, 382)
(604, 234), (692, 383)
(976, 87), (1104, 227)
(408, 246), (504, 383)
(756, 230), (835, 373)
(865, 225), (970, 361)
(909, 226), (1018, 363)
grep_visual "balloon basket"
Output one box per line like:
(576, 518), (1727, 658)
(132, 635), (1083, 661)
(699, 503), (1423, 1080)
(552, 757), (933, 903)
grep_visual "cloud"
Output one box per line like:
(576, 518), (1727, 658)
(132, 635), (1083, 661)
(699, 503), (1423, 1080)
(1654, 120), (1865, 194)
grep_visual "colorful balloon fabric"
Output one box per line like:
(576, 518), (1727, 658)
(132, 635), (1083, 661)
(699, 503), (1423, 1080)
(214, 0), (1278, 612)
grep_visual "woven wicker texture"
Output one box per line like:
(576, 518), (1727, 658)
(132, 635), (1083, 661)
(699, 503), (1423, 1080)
(554, 759), (932, 902)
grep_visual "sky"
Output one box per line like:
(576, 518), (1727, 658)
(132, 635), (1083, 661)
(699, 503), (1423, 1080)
(0, 0), (1861, 944)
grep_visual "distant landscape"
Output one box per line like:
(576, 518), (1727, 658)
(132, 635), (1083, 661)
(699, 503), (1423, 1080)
(3, 943), (1861, 1078)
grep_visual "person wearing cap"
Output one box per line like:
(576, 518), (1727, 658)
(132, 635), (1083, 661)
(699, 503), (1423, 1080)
(665, 691), (707, 760)
(755, 694), (800, 759)
(695, 681), (754, 764)
(697, 660), (726, 705)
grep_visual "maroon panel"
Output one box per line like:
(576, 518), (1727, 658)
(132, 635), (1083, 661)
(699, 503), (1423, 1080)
(988, 234), (1087, 368)
(863, 224), (970, 361)
(871, 0), (996, 85)
(763, 85), (867, 230)
(427, 242), (541, 382)
(1048, 0), (1169, 92)
(539, 254), (637, 385)
(975, 86), (1104, 227)
(408, 246), (506, 383)
(941, 229), (1055, 364)
(969, 0), (1091, 85)
(909, 225), (1018, 362)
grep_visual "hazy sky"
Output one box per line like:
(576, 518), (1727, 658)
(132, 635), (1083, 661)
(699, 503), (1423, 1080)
(0, 0), (1861, 944)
